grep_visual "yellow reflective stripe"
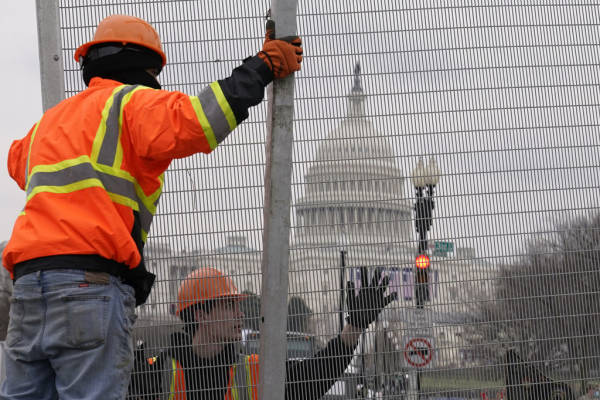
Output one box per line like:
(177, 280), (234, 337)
(146, 173), (164, 207)
(210, 81), (237, 131)
(140, 173), (164, 237)
(94, 162), (135, 183)
(95, 162), (157, 215)
(29, 155), (89, 175)
(134, 180), (159, 215)
(231, 365), (239, 400)
(189, 96), (218, 150)
(27, 164), (152, 217)
(26, 155), (143, 212)
(244, 356), (253, 400)
(113, 86), (148, 169)
(169, 358), (177, 400)
(26, 178), (104, 201)
(91, 85), (127, 163)
(24, 121), (41, 192)
(108, 192), (140, 211)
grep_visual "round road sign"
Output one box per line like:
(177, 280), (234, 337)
(404, 337), (433, 368)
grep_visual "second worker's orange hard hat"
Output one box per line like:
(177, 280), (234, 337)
(176, 267), (246, 316)
(74, 14), (167, 66)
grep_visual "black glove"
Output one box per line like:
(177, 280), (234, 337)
(346, 266), (398, 329)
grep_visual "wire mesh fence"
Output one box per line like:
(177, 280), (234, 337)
(33, 0), (600, 399)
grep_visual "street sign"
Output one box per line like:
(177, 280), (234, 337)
(434, 241), (454, 252)
(403, 337), (434, 368)
(404, 308), (432, 327)
(433, 241), (454, 256)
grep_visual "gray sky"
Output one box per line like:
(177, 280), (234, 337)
(0, 2), (41, 242)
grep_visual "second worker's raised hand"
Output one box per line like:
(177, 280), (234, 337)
(345, 266), (398, 330)
(258, 20), (303, 79)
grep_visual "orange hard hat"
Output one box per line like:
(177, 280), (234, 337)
(74, 14), (166, 66)
(176, 267), (246, 316)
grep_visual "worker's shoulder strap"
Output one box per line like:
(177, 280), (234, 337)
(164, 356), (187, 400)
(230, 353), (259, 400)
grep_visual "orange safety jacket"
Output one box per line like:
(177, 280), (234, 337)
(165, 354), (259, 400)
(3, 77), (237, 281)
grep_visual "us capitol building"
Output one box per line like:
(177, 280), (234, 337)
(140, 65), (498, 369)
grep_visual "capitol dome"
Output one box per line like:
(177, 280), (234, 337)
(295, 63), (413, 248)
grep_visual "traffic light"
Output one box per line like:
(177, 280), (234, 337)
(415, 254), (430, 308)
(415, 254), (430, 269)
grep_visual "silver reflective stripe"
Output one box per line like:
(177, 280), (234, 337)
(97, 85), (140, 166)
(198, 85), (232, 144)
(101, 84), (154, 234)
(26, 163), (132, 199)
(138, 200), (154, 234)
(26, 163), (155, 232)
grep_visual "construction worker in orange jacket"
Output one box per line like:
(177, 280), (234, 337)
(128, 266), (397, 400)
(1, 14), (302, 400)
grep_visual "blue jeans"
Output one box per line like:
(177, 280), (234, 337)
(0, 269), (137, 400)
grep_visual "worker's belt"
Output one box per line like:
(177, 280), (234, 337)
(13, 255), (129, 283)
(14, 255), (156, 306)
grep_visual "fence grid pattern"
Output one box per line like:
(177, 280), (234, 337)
(42, 1), (600, 398)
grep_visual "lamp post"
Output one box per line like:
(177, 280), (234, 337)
(339, 230), (347, 333)
(409, 157), (440, 400)
(411, 157), (440, 309)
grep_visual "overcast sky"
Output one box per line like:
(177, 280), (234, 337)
(0, 2), (41, 242)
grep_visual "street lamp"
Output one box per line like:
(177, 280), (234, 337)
(339, 230), (348, 333)
(411, 157), (440, 309)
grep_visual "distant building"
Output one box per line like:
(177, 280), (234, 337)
(159, 64), (499, 369)
(289, 62), (416, 338)
(198, 235), (262, 295)
(137, 240), (177, 318)
(288, 64), (499, 368)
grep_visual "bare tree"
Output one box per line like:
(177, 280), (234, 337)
(465, 213), (600, 393)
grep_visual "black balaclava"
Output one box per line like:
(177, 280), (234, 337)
(82, 43), (163, 89)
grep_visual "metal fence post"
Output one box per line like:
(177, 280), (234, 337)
(35, 0), (65, 111)
(258, 0), (298, 399)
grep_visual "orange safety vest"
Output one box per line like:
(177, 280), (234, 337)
(3, 77), (237, 277)
(167, 354), (259, 400)
(167, 358), (187, 400)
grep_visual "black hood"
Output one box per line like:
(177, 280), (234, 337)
(82, 45), (162, 89)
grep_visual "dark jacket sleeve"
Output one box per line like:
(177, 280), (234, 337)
(218, 56), (274, 124)
(284, 335), (357, 400)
